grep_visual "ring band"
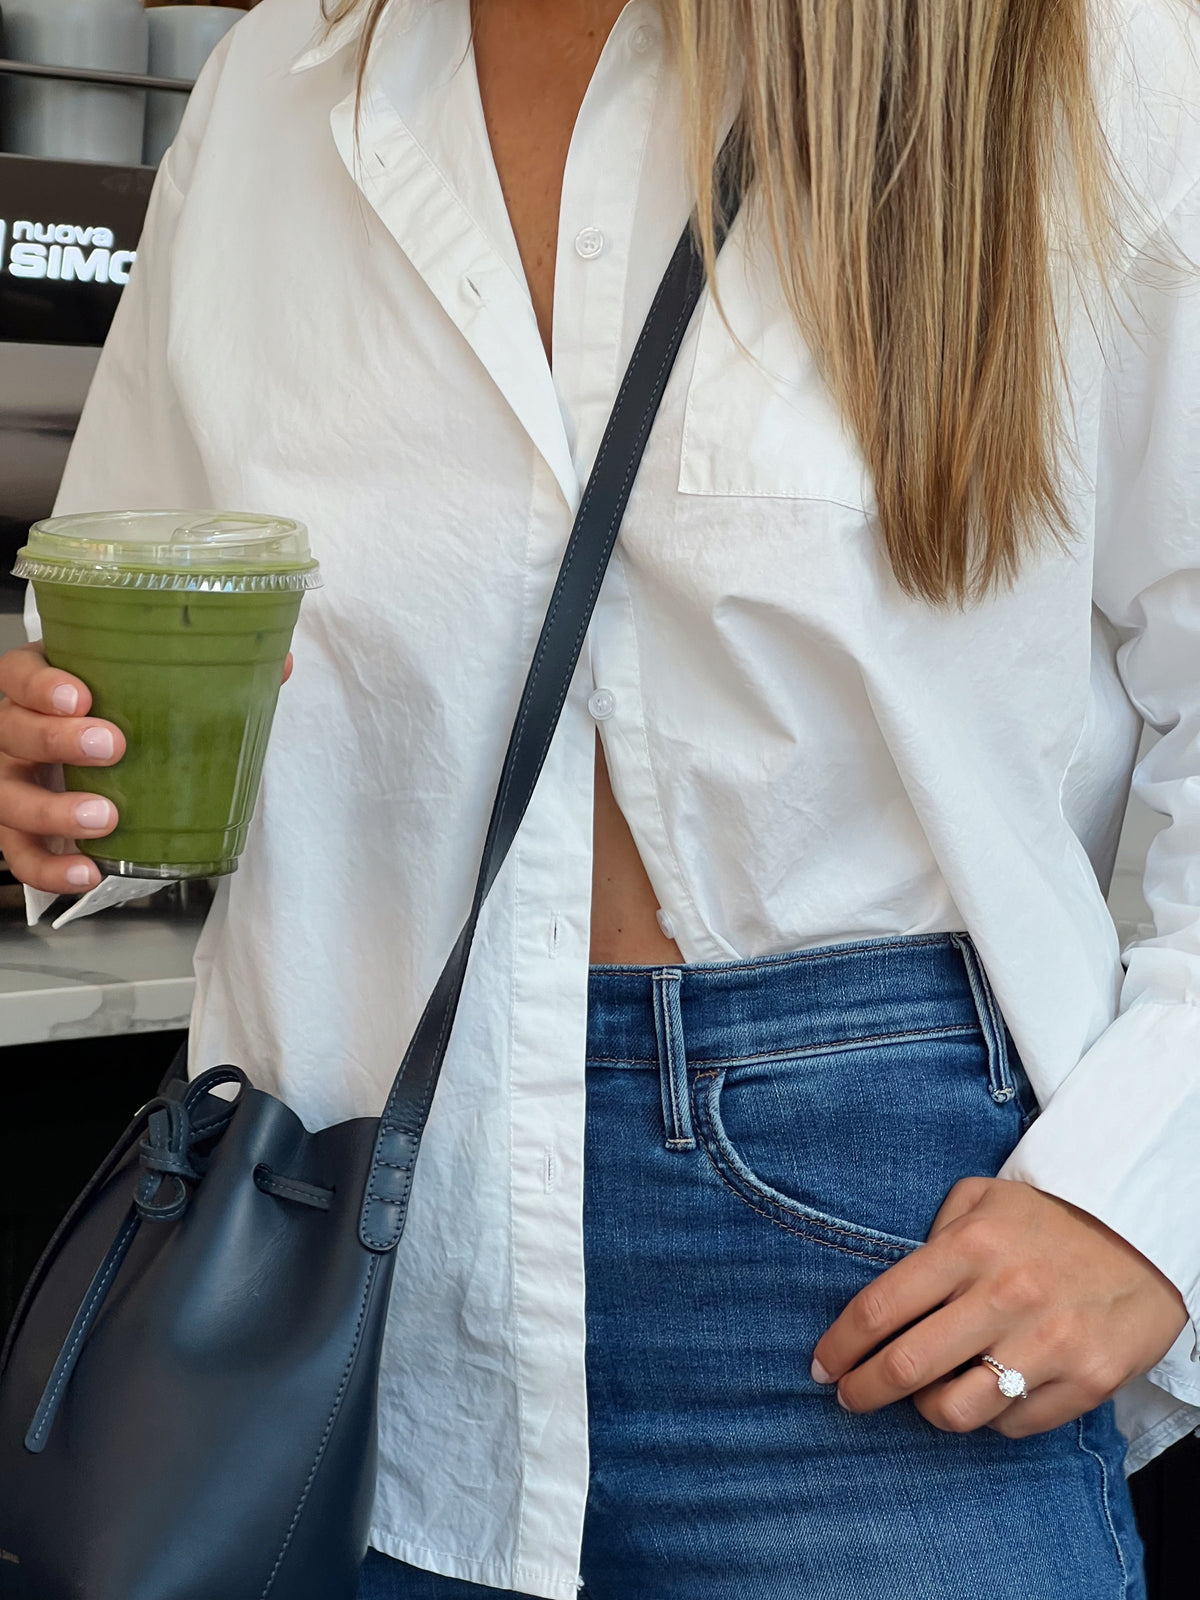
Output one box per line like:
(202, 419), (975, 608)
(980, 1354), (1028, 1400)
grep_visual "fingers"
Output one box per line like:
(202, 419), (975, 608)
(0, 825), (102, 894)
(0, 647), (122, 896)
(812, 1242), (964, 1385)
(0, 760), (115, 894)
(282, 652), (293, 685)
(0, 643), (92, 718)
(0, 701), (124, 767)
(834, 1296), (1009, 1417)
(831, 1290), (1080, 1436)
(813, 1177), (1020, 1387)
(986, 1378), (1094, 1438)
(914, 1368), (1095, 1439)
(0, 770), (117, 842)
(911, 1361), (1031, 1434)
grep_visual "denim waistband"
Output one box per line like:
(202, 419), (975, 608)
(585, 932), (1004, 1073)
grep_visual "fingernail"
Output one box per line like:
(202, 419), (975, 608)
(836, 1390), (851, 1411)
(811, 1358), (834, 1385)
(52, 684), (78, 715)
(65, 863), (96, 888)
(79, 726), (114, 760)
(73, 799), (112, 831)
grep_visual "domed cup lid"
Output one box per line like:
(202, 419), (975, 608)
(13, 509), (321, 593)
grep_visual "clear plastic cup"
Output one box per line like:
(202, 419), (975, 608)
(13, 510), (321, 879)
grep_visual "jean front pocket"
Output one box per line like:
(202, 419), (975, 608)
(691, 1026), (1027, 1264)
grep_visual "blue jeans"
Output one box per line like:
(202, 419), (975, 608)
(358, 935), (1145, 1599)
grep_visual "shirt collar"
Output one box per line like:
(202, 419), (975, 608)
(289, 0), (417, 75)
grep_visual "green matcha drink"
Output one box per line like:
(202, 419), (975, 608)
(14, 511), (321, 878)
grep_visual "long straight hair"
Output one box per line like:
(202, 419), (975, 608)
(322, 0), (1121, 603)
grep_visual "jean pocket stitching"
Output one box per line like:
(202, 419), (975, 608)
(693, 1070), (921, 1264)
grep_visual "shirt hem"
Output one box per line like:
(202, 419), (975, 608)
(367, 1527), (580, 1600)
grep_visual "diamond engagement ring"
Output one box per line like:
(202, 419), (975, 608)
(980, 1355), (1028, 1400)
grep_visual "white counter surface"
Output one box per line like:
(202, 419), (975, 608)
(0, 911), (199, 1047)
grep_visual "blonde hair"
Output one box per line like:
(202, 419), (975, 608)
(323, 0), (1122, 603)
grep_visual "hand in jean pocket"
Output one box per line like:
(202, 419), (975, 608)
(811, 1175), (1189, 1438)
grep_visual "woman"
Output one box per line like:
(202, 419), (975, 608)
(0, 0), (1197, 1594)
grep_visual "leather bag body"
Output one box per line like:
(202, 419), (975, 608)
(0, 1072), (392, 1600)
(0, 167), (739, 1600)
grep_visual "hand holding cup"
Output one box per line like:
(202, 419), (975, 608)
(0, 644), (123, 894)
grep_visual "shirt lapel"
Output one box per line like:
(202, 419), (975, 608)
(327, 0), (580, 511)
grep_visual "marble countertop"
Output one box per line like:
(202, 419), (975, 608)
(0, 910), (200, 1046)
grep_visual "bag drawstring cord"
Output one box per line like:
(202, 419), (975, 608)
(22, 1067), (244, 1454)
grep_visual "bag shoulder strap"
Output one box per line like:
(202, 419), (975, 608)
(360, 176), (741, 1252)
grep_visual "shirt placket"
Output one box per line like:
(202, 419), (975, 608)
(563, 11), (734, 966)
(552, 2), (664, 476)
(504, 10), (678, 1581)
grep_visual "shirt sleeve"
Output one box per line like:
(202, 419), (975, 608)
(52, 169), (210, 520)
(998, 175), (1200, 1409)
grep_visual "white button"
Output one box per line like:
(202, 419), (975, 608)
(588, 688), (616, 721)
(630, 24), (657, 55)
(574, 226), (605, 260)
(656, 909), (677, 940)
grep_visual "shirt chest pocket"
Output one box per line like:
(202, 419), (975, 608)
(677, 249), (875, 513)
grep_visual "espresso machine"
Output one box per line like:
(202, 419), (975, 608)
(0, 29), (201, 621)
(0, 149), (155, 608)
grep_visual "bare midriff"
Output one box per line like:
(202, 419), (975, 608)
(472, 0), (686, 966)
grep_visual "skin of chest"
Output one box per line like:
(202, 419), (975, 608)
(472, 0), (685, 963)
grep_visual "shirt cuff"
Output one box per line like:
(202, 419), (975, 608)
(998, 1000), (1200, 1406)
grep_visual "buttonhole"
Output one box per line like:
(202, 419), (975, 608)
(549, 914), (560, 957)
(544, 1147), (559, 1194)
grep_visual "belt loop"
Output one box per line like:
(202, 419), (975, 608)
(652, 969), (695, 1150)
(951, 935), (1015, 1104)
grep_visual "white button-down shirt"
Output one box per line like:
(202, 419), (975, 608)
(38, 0), (1200, 1593)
